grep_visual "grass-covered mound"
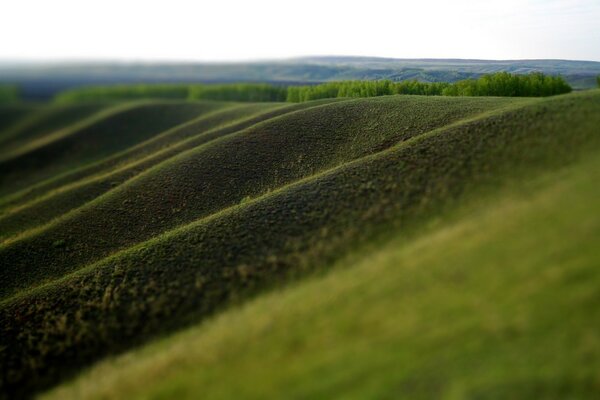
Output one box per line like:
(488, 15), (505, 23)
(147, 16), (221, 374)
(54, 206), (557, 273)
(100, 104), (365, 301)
(44, 152), (600, 400)
(1, 90), (599, 398)
(0, 100), (341, 214)
(0, 96), (521, 298)
(0, 101), (224, 196)
(0, 103), (109, 162)
(0, 103), (290, 238)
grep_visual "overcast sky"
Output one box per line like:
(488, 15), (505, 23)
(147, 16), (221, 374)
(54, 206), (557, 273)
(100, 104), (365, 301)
(1, 0), (599, 62)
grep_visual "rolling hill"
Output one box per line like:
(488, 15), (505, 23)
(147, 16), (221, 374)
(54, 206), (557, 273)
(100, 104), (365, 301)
(1, 90), (599, 398)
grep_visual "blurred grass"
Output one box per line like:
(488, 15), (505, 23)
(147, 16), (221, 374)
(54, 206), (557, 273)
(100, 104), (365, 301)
(43, 146), (600, 400)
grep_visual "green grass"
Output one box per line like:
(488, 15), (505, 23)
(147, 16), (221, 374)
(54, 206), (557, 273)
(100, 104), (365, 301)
(0, 99), (341, 213)
(0, 100), (353, 239)
(0, 103), (109, 162)
(42, 149), (600, 400)
(0, 85), (20, 104)
(0, 102), (285, 237)
(0, 96), (523, 298)
(54, 83), (289, 103)
(0, 104), (40, 138)
(0, 100), (224, 196)
(1, 90), (599, 398)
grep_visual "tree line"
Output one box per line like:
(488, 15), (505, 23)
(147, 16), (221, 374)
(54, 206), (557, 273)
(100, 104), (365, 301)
(53, 73), (573, 104)
(188, 83), (287, 102)
(287, 72), (571, 101)
(54, 83), (288, 103)
(441, 72), (572, 97)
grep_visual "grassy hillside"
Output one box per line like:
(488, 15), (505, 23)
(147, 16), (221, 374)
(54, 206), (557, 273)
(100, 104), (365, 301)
(0, 103), (286, 237)
(1, 90), (599, 398)
(0, 96), (523, 297)
(0, 101), (225, 196)
(0, 103), (109, 161)
(0, 100), (342, 213)
(44, 148), (600, 400)
(0, 105), (39, 137)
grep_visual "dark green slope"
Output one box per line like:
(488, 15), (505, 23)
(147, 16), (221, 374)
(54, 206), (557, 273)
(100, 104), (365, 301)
(0, 104), (40, 138)
(0, 101), (222, 196)
(0, 103), (109, 161)
(0, 100), (339, 213)
(0, 103), (281, 237)
(1, 91), (598, 397)
(0, 101), (346, 239)
(0, 96), (520, 298)
(45, 152), (600, 400)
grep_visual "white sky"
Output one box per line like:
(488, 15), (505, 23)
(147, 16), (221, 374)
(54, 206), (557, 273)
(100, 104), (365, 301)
(1, 0), (599, 62)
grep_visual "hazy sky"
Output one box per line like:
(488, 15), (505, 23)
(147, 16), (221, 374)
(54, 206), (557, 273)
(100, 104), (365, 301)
(2, 0), (599, 62)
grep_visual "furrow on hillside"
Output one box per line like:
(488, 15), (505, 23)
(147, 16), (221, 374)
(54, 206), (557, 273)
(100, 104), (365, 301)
(0, 104), (41, 139)
(0, 101), (222, 197)
(0, 100), (343, 239)
(0, 100), (339, 212)
(45, 152), (600, 400)
(0, 103), (110, 161)
(0, 103), (275, 237)
(0, 96), (521, 298)
(2, 91), (598, 397)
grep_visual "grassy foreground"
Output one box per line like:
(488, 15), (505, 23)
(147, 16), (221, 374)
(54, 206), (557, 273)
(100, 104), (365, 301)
(1, 90), (599, 397)
(44, 147), (600, 400)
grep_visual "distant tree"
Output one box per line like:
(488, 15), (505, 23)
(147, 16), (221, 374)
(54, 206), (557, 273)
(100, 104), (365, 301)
(442, 72), (570, 97)
(597, 75), (600, 88)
